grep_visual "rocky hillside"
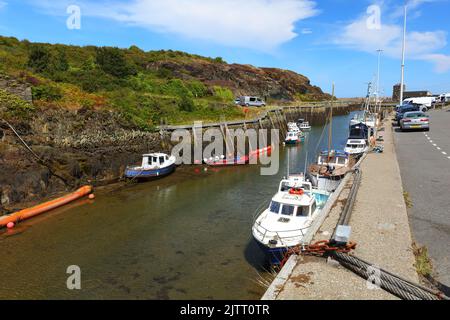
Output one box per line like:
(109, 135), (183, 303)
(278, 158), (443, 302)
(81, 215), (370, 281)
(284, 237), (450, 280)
(146, 60), (328, 101)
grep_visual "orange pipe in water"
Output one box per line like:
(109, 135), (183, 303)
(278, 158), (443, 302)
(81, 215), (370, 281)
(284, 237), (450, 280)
(0, 186), (93, 228)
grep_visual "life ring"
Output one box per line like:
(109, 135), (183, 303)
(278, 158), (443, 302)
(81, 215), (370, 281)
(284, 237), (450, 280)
(289, 188), (304, 195)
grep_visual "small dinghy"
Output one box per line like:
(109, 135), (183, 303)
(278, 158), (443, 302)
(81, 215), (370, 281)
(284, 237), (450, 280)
(125, 153), (176, 180)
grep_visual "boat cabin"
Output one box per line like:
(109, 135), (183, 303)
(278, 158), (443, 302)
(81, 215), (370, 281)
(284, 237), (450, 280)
(317, 151), (349, 168)
(349, 123), (369, 140)
(141, 153), (171, 169)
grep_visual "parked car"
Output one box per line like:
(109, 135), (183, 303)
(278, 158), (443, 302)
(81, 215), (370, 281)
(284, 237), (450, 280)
(238, 96), (266, 107)
(399, 111), (430, 131)
(396, 104), (420, 125)
(234, 98), (241, 105)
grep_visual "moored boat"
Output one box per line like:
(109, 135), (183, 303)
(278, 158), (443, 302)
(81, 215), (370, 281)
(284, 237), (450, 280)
(125, 153), (176, 180)
(308, 150), (355, 193)
(344, 122), (369, 157)
(204, 154), (249, 167)
(252, 174), (330, 265)
(285, 131), (303, 145)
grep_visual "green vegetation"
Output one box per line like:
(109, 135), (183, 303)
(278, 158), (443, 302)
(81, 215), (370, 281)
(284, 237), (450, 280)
(0, 88), (35, 119)
(412, 243), (433, 277)
(0, 36), (242, 130)
(403, 191), (413, 208)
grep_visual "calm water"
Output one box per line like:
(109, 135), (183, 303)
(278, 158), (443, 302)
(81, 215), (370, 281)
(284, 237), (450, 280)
(0, 111), (361, 300)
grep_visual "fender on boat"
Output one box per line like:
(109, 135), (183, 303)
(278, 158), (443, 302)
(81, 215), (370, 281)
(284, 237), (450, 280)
(0, 186), (93, 228)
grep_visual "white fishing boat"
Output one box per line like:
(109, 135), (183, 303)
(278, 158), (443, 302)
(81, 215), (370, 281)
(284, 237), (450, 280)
(285, 131), (301, 145)
(344, 122), (370, 157)
(252, 174), (330, 265)
(345, 139), (369, 156)
(299, 121), (311, 131)
(125, 153), (176, 180)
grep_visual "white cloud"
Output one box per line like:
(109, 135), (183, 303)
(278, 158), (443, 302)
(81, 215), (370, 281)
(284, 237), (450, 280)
(335, 7), (450, 73)
(422, 54), (450, 73)
(32, 0), (319, 50)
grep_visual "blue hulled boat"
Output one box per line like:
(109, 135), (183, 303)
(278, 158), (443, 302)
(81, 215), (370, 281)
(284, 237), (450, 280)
(125, 153), (176, 180)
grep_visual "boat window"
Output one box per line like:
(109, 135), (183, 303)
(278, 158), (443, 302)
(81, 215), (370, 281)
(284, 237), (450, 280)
(159, 156), (165, 164)
(152, 156), (158, 164)
(337, 157), (346, 165)
(270, 201), (281, 214)
(296, 206), (309, 217)
(165, 155), (169, 161)
(281, 205), (295, 216)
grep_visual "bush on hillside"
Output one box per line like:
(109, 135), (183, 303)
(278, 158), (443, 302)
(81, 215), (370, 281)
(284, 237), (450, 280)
(32, 84), (63, 101)
(95, 47), (137, 78)
(0, 88), (35, 119)
(213, 86), (234, 102)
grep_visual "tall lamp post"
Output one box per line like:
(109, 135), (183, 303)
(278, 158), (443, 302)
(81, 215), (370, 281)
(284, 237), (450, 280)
(399, 4), (407, 105)
(376, 49), (383, 112)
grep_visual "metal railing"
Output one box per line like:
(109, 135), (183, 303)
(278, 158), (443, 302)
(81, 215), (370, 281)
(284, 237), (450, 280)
(253, 221), (310, 245)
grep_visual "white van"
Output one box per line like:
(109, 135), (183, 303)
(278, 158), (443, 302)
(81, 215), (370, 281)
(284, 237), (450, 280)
(238, 96), (266, 107)
(438, 93), (450, 103)
(403, 97), (435, 109)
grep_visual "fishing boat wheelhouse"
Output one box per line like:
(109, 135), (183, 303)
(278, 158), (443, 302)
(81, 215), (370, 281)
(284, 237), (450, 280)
(308, 150), (355, 192)
(125, 153), (176, 180)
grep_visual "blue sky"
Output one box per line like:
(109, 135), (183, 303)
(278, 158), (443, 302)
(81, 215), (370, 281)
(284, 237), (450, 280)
(0, 0), (449, 97)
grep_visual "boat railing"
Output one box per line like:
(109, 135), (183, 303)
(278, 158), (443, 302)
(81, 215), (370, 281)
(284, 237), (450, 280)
(253, 221), (309, 243)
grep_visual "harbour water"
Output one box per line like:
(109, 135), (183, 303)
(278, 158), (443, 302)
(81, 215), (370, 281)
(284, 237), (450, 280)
(0, 111), (361, 300)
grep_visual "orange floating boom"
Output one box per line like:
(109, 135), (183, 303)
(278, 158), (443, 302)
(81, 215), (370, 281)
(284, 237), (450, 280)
(0, 186), (93, 228)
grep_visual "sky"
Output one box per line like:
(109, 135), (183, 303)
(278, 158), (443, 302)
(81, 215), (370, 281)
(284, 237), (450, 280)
(0, 0), (449, 97)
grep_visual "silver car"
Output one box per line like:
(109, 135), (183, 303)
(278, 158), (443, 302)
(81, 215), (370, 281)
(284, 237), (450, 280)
(400, 111), (430, 131)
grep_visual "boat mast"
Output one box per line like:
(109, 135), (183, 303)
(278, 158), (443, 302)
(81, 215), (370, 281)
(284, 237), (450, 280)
(399, 4), (407, 105)
(327, 83), (335, 161)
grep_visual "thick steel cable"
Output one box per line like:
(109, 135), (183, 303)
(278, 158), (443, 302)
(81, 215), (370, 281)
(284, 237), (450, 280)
(334, 252), (445, 299)
(331, 252), (446, 300)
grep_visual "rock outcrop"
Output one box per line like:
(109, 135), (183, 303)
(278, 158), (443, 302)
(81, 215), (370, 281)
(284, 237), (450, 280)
(147, 60), (329, 101)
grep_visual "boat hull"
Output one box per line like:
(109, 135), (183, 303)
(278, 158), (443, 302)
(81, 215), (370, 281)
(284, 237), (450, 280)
(125, 163), (176, 180)
(254, 239), (291, 265)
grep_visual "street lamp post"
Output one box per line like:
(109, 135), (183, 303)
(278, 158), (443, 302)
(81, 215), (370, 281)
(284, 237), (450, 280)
(399, 4), (407, 105)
